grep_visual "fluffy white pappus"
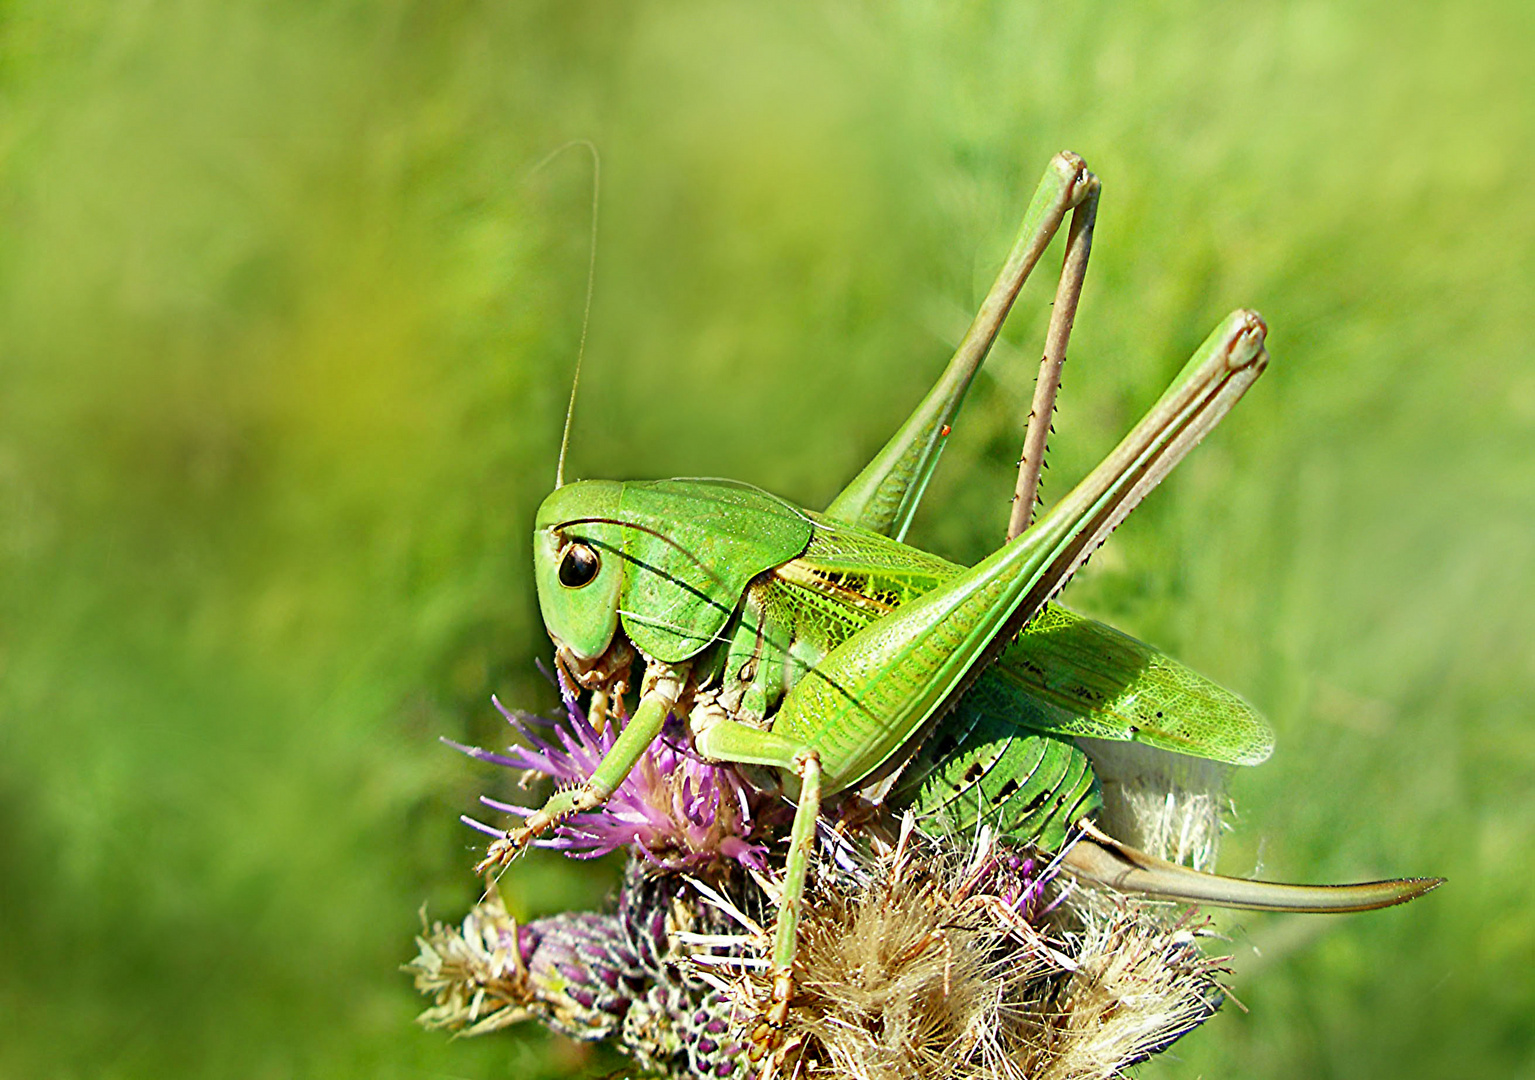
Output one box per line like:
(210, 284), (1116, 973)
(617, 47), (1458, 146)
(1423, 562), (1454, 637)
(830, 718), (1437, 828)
(1078, 738), (1234, 872)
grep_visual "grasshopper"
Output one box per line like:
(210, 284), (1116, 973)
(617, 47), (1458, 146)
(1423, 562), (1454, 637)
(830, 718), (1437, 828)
(478, 152), (1440, 1041)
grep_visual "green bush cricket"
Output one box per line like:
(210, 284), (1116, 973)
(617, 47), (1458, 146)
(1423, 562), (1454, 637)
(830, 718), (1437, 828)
(477, 152), (1441, 1050)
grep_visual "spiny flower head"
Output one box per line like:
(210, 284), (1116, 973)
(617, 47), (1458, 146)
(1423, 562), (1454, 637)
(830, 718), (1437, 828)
(412, 819), (1228, 1080)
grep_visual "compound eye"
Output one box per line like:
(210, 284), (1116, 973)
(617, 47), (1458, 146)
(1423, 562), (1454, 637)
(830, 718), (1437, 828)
(557, 542), (601, 588)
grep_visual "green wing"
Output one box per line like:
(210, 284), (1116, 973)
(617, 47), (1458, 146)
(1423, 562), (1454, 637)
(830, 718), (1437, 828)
(997, 605), (1274, 766)
(780, 517), (1274, 767)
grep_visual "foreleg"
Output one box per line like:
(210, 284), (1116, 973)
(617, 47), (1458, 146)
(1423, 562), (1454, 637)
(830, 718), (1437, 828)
(475, 661), (687, 874)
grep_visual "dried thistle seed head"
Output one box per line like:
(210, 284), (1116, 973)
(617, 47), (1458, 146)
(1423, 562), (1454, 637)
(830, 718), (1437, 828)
(766, 857), (1051, 1080)
(712, 824), (1226, 1080)
(1029, 889), (1225, 1080)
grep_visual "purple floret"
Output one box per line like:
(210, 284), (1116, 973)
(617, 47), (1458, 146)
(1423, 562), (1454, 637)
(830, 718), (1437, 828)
(449, 678), (778, 872)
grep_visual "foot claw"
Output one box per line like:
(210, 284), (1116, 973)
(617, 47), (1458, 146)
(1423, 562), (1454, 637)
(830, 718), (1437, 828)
(747, 1021), (780, 1080)
(746, 969), (794, 1076)
(473, 824), (539, 875)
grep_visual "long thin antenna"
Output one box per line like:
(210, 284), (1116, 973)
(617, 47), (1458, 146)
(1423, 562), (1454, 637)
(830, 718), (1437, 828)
(527, 140), (600, 489)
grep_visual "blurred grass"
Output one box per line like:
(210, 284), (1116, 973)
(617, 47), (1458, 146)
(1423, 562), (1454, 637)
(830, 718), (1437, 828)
(1, 1), (1532, 1077)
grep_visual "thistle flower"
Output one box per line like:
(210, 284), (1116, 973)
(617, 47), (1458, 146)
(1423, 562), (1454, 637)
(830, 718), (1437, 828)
(412, 818), (1227, 1080)
(418, 677), (1231, 1077)
(448, 682), (784, 872)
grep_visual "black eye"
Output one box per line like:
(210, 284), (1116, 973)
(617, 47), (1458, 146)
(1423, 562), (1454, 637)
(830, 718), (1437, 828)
(558, 542), (601, 588)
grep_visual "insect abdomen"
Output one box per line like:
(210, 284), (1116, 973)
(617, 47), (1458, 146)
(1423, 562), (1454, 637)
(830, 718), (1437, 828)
(891, 676), (1102, 850)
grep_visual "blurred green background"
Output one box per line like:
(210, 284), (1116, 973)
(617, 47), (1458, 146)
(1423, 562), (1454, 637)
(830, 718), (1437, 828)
(2, 2), (1532, 1077)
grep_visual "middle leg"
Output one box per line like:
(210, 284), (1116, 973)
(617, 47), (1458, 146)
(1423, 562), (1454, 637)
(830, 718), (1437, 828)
(691, 716), (824, 1064)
